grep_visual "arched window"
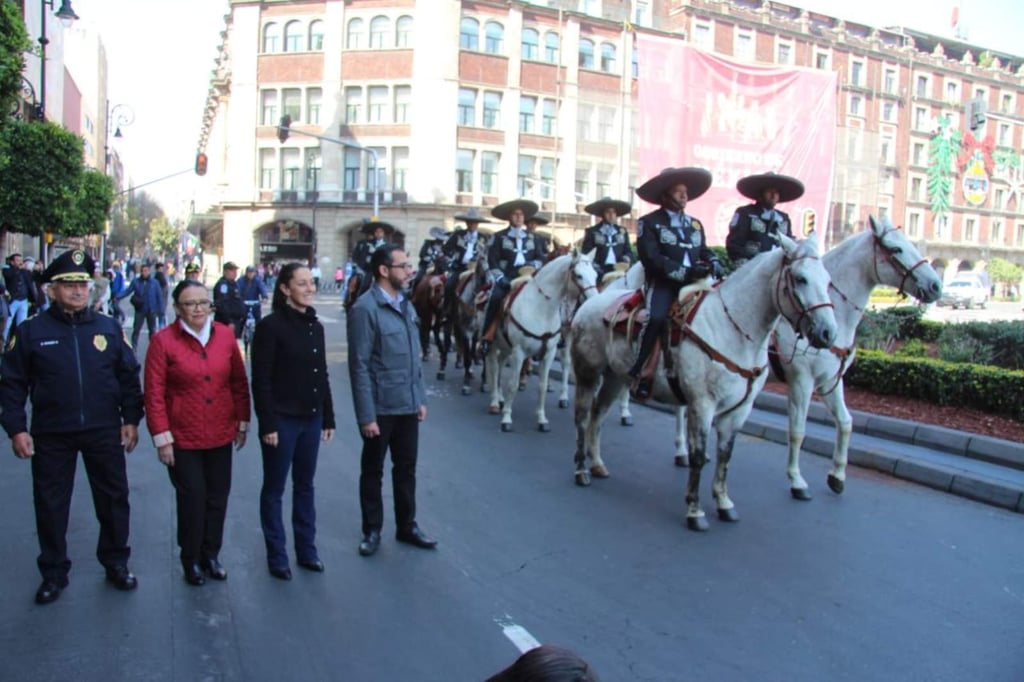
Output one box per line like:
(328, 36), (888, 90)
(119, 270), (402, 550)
(395, 15), (413, 47)
(346, 17), (365, 50)
(521, 28), (539, 60)
(485, 21), (504, 54)
(370, 15), (390, 49)
(284, 20), (303, 52)
(544, 31), (559, 63)
(579, 38), (595, 69)
(600, 42), (617, 73)
(459, 17), (479, 50)
(262, 22), (279, 53)
(309, 20), (324, 51)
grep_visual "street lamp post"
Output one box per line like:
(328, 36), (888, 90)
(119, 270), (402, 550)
(103, 102), (134, 268)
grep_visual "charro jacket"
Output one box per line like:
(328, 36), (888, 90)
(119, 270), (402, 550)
(581, 221), (632, 275)
(635, 208), (719, 287)
(443, 229), (488, 272)
(726, 203), (794, 264)
(487, 227), (544, 280)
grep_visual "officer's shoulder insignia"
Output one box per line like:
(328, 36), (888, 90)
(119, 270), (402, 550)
(219, 283), (228, 293)
(93, 334), (108, 352)
(691, 219), (703, 231)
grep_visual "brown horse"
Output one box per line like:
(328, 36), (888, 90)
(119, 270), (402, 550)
(411, 265), (450, 377)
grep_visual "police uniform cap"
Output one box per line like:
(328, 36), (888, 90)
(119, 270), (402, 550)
(43, 249), (95, 284)
(185, 262), (201, 273)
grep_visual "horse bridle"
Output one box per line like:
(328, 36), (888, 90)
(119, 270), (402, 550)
(872, 226), (930, 297)
(774, 254), (834, 338)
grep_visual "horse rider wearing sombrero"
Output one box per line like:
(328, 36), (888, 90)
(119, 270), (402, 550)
(351, 218), (395, 297)
(581, 196), (633, 279)
(629, 167), (725, 401)
(442, 207), (492, 317)
(411, 226), (449, 292)
(726, 171), (803, 268)
(479, 198), (545, 357)
(525, 212), (553, 261)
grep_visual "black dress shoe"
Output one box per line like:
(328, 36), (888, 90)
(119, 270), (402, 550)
(358, 530), (381, 557)
(201, 557), (227, 581)
(35, 577), (69, 605)
(298, 559), (325, 572)
(105, 565), (138, 591)
(182, 561), (205, 586)
(396, 526), (438, 549)
(268, 566), (292, 581)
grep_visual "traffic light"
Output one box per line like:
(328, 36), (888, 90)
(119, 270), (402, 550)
(278, 114), (292, 143)
(194, 152), (208, 176)
(803, 209), (816, 237)
(966, 98), (986, 132)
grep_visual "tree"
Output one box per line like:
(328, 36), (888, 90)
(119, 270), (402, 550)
(987, 257), (1023, 288)
(0, 0), (31, 119)
(63, 169), (114, 237)
(0, 120), (83, 236)
(108, 189), (165, 256)
(148, 216), (181, 261)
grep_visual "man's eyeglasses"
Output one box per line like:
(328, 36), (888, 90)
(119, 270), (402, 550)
(177, 300), (212, 310)
(389, 263), (415, 270)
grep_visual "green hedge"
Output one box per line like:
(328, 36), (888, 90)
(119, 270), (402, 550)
(846, 350), (1024, 422)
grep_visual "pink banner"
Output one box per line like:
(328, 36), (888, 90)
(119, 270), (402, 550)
(635, 35), (837, 246)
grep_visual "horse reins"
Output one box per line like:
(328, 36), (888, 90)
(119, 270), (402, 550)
(504, 257), (594, 358)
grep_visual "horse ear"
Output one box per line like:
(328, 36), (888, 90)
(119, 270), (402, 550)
(778, 232), (798, 255)
(583, 248), (596, 261)
(869, 214), (886, 238)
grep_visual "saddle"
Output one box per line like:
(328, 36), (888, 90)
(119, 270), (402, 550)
(603, 284), (710, 345)
(473, 282), (493, 309)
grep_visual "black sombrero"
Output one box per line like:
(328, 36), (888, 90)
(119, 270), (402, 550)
(361, 217), (396, 235)
(453, 207), (493, 224)
(736, 172), (805, 203)
(585, 197), (632, 217)
(635, 167), (712, 204)
(491, 199), (539, 222)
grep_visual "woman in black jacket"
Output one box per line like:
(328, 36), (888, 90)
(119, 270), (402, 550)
(251, 263), (336, 580)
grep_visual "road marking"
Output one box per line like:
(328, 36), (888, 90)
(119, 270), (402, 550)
(495, 617), (541, 653)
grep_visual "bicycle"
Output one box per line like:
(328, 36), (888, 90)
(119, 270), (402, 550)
(242, 300), (260, 359)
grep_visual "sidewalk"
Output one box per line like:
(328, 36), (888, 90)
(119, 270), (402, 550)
(646, 391), (1024, 514)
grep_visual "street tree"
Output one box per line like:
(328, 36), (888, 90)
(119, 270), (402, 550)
(0, 0), (31, 118)
(63, 169), (115, 237)
(987, 257), (1023, 291)
(148, 216), (181, 261)
(108, 190), (165, 256)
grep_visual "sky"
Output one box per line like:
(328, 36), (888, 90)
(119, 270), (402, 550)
(66, 0), (1022, 220)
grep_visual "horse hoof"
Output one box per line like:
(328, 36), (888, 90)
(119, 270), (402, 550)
(673, 455), (688, 468)
(827, 475), (845, 495)
(461, 386), (471, 396)
(538, 423), (550, 433)
(790, 487), (813, 501)
(500, 423), (513, 433)
(620, 416), (633, 427)
(436, 371), (445, 381)
(717, 508), (740, 523)
(558, 398), (569, 409)
(518, 382), (527, 392)
(590, 465), (610, 478)
(488, 405), (501, 415)
(686, 516), (709, 532)
(574, 472), (592, 487)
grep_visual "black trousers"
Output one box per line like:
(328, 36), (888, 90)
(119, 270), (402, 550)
(31, 428), (131, 580)
(482, 278), (511, 333)
(167, 443), (233, 562)
(359, 414), (419, 535)
(131, 310), (157, 348)
(630, 283), (679, 377)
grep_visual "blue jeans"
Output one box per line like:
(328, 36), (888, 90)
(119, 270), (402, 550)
(4, 298), (29, 341)
(259, 414), (322, 568)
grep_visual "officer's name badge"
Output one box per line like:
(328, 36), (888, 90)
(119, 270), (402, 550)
(94, 334), (108, 352)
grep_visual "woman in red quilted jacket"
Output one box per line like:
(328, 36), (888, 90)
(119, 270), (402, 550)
(144, 280), (251, 586)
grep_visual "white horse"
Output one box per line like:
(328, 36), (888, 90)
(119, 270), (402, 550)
(570, 235), (837, 531)
(487, 249), (599, 432)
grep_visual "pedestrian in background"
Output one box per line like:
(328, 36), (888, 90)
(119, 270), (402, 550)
(119, 263), (162, 350)
(251, 262), (335, 580)
(153, 262), (170, 330)
(145, 279), (251, 586)
(213, 262), (245, 338)
(3, 253), (37, 342)
(88, 264), (110, 314)
(348, 244), (436, 557)
(0, 249), (143, 605)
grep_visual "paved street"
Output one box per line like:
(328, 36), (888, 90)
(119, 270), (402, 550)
(1, 299), (1021, 681)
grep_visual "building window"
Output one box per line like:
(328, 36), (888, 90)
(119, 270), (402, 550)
(851, 61), (863, 86)
(458, 88), (476, 126)
(914, 107), (928, 130)
(600, 43), (617, 73)
(393, 147), (409, 191)
(935, 215), (948, 240)
(577, 104), (593, 140)
(907, 212), (920, 238)
(519, 96), (536, 133)
(483, 91), (501, 128)
(910, 177), (923, 201)
(456, 148), (475, 193)
(881, 134), (894, 164)
(579, 39), (594, 69)
(539, 158), (555, 199)
(883, 68), (896, 93)
(815, 51), (829, 70)
(541, 99), (556, 135)
(735, 31), (753, 60)
(693, 22), (711, 48)
(344, 149), (361, 190)
(945, 81), (959, 102)
(396, 15), (413, 47)
(522, 28), (539, 60)
(998, 123), (1011, 146)
(1018, 222), (1024, 247)
(598, 107), (615, 143)
(259, 148), (276, 189)
(777, 42), (792, 65)
(1001, 92), (1014, 113)
(460, 17), (479, 50)
(850, 95), (863, 117)
(370, 147), (388, 191)
(517, 155), (535, 197)
(262, 23), (279, 53)
(992, 219), (1004, 243)
(912, 142), (925, 166)
(485, 21), (504, 54)
(345, 87), (363, 124)
(544, 31), (559, 63)
(394, 86), (411, 123)
(964, 218), (976, 242)
(916, 75), (929, 98)
(306, 148), (322, 191)
(481, 151), (499, 195)
(282, 148), (300, 190)
(261, 90), (278, 126)
(282, 88), (301, 121)
(974, 87), (987, 101)
(307, 88), (322, 124)
(368, 86), (389, 123)
(882, 101), (896, 122)
(632, 45), (639, 78)
(596, 165), (612, 198)
(347, 18), (364, 49)
(995, 188), (1005, 210)
(370, 16), (390, 49)
(575, 165), (590, 201)
(284, 21), (303, 52)
(634, 0), (650, 26)
(309, 20), (324, 51)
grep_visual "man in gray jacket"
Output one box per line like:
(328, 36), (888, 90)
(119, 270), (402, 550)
(347, 243), (436, 557)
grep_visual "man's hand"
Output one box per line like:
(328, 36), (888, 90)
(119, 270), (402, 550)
(690, 262), (711, 279)
(710, 260), (725, 280)
(360, 421), (380, 439)
(157, 443), (175, 467)
(262, 432), (279, 447)
(322, 429), (335, 443)
(12, 432), (34, 459)
(417, 405), (428, 422)
(121, 424), (139, 453)
(233, 430), (247, 450)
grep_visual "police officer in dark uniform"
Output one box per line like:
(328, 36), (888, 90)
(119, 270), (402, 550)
(629, 167), (724, 401)
(0, 249), (144, 605)
(213, 261), (245, 337)
(726, 171), (803, 268)
(442, 207), (492, 316)
(479, 198), (545, 356)
(581, 196), (633, 278)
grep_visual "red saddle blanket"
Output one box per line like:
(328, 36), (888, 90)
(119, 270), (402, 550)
(603, 288), (708, 345)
